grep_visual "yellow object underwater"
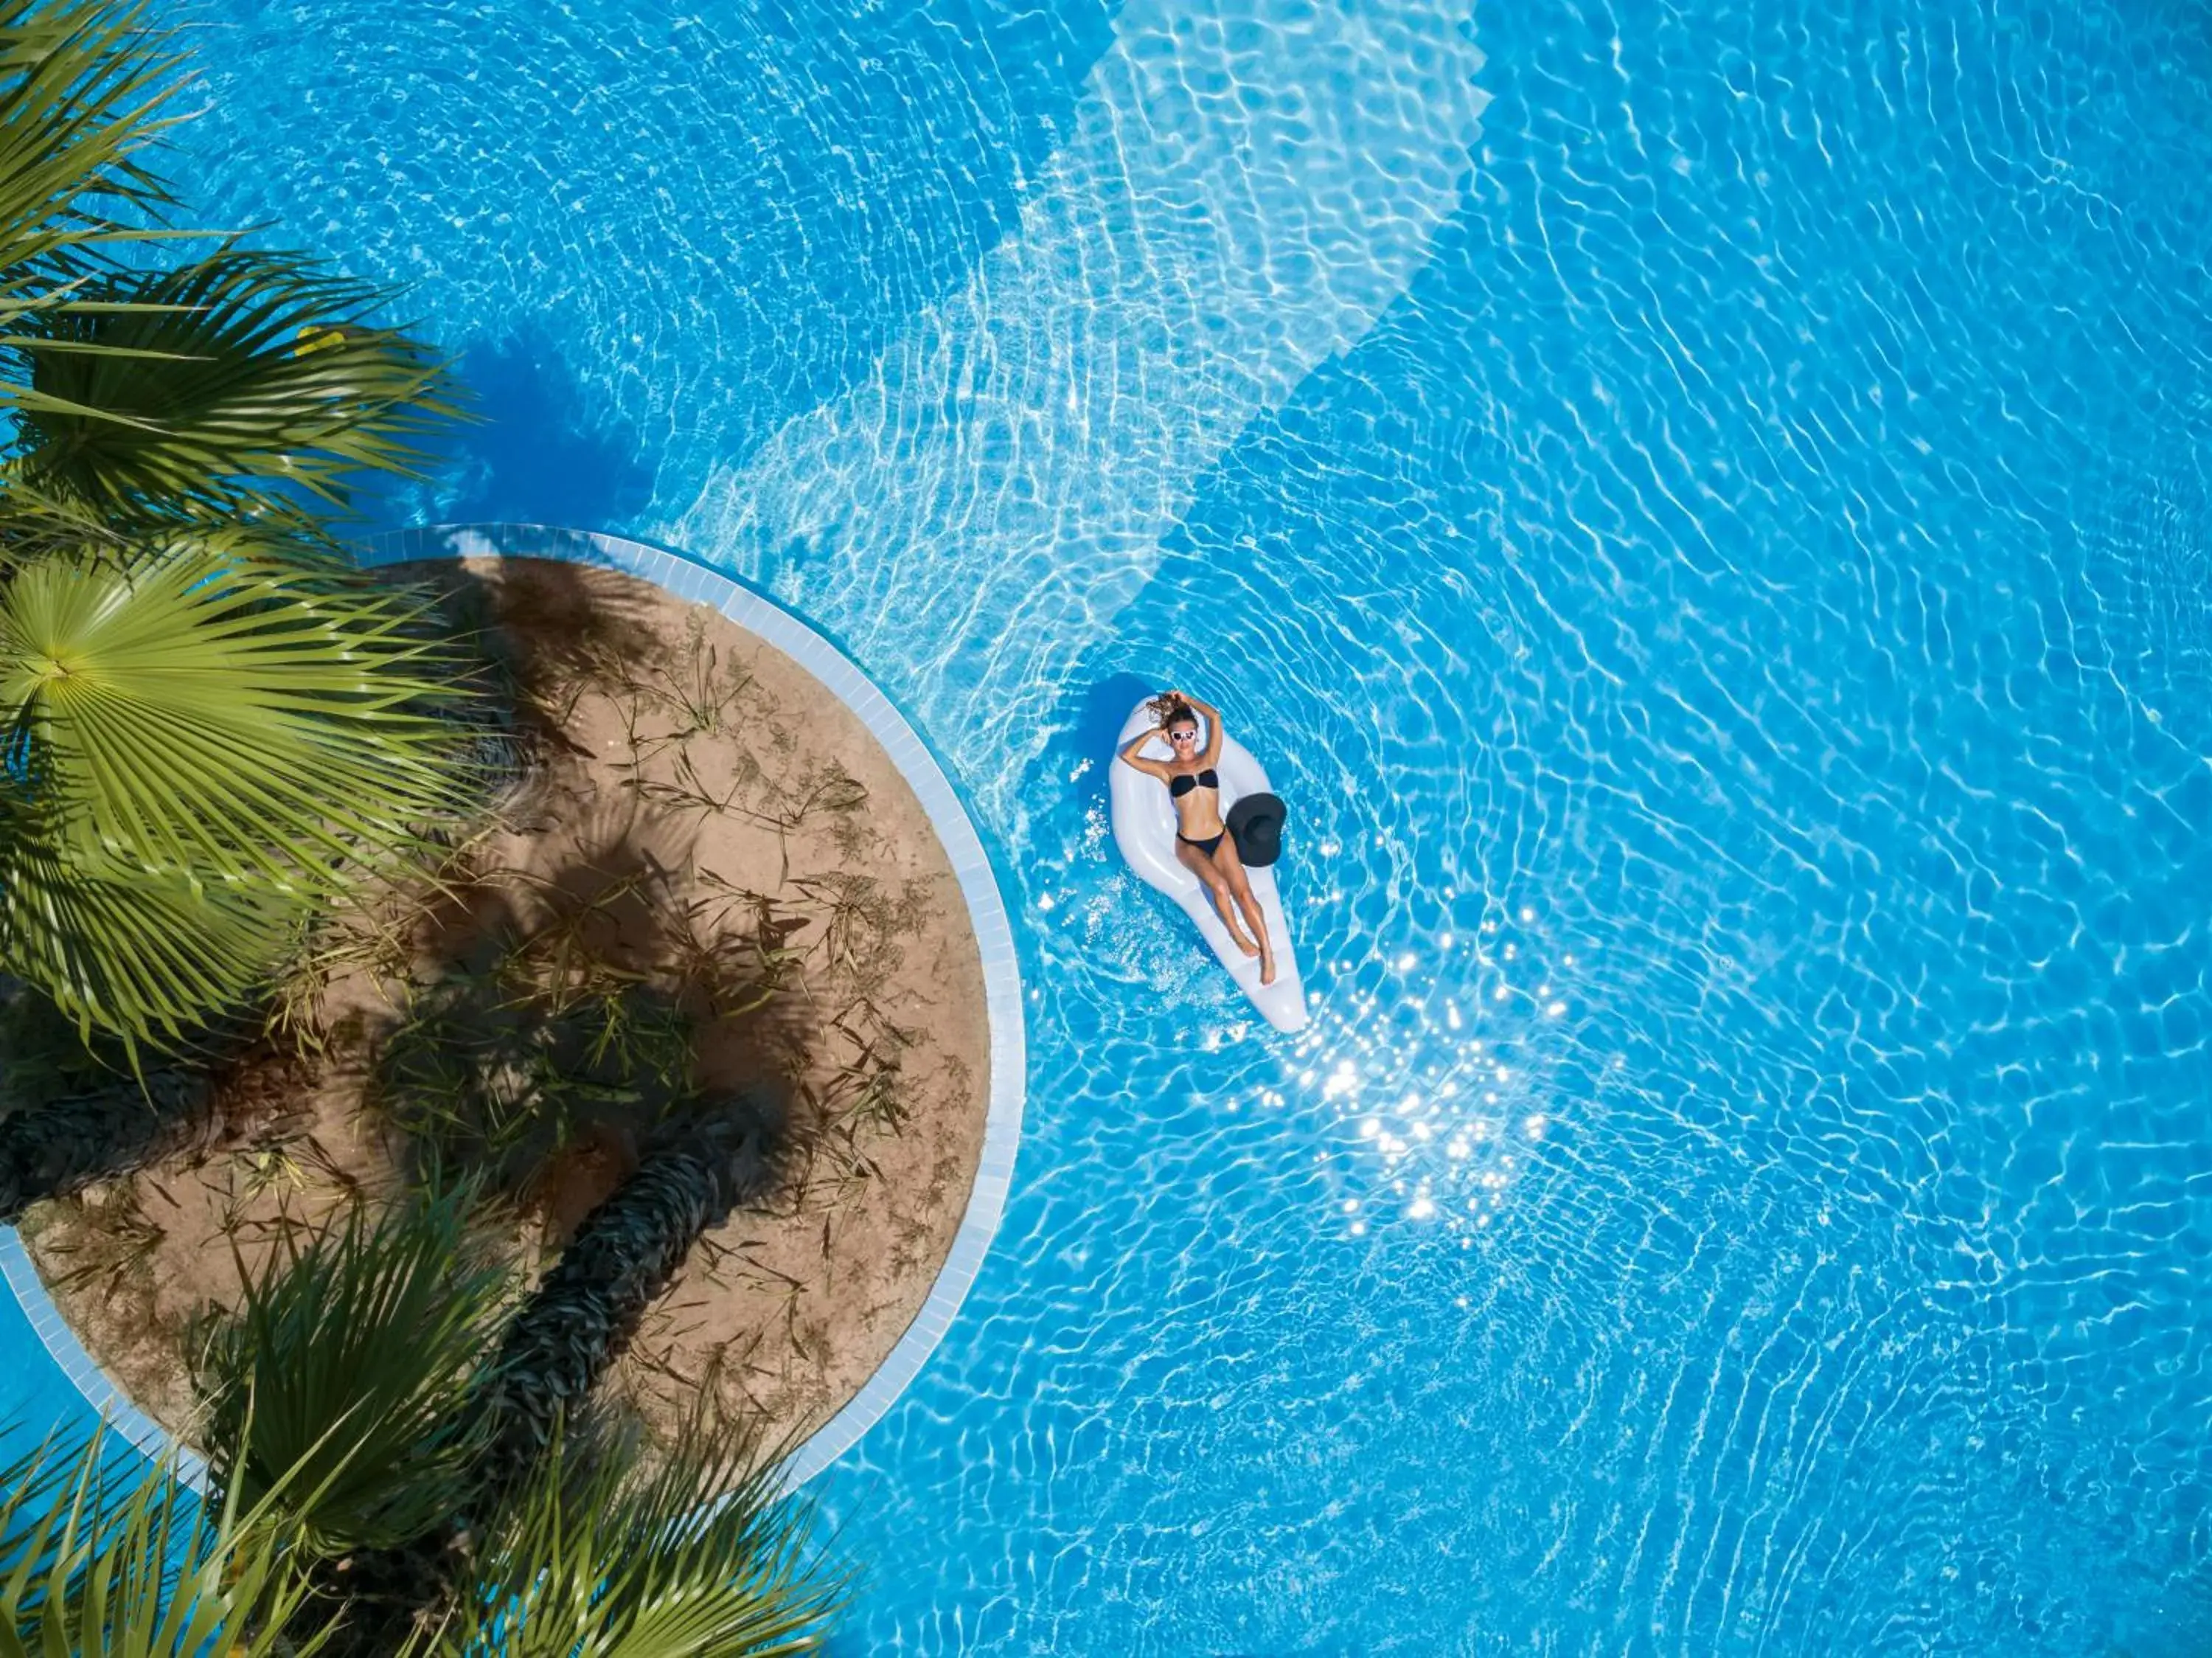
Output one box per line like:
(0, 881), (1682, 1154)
(291, 324), (349, 357)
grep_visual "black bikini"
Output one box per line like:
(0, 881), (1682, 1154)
(1172, 769), (1224, 857)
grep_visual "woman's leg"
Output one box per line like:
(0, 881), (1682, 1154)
(1213, 838), (1276, 985)
(1176, 839), (1259, 954)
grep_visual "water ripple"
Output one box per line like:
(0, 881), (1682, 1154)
(71, 0), (2212, 1651)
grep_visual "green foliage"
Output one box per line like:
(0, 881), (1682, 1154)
(0, 1403), (846, 1657)
(0, 536), (480, 889)
(0, 0), (183, 300)
(195, 1184), (515, 1559)
(0, 536), (487, 1050)
(0, 0), (187, 571)
(0, 1432), (334, 1656)
(8, 249), (453, 527)
(415, 1412), (844, 1658)
(0, 818), (300, 1055)
(181, 1165), (846, 1654)
(1, 0), (461, 550)
(0, 0), (481, 1055)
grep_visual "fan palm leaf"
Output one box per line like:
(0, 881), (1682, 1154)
(7, 249), (456, 521)
(0, 534), (483, 890)
(0, 535), (487, 1047)
(195, 1184), (516, 1560)
(0, 815), (296, 1047)
(418, 1413), (844, 1658)
(0, 1431), (335, 1656)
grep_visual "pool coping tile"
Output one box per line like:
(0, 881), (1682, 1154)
(0, 1229), (211, 1487)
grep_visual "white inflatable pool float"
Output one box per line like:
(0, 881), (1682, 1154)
(1109, 698), (1307, 1032)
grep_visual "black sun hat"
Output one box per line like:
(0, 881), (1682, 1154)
(1226, 792), (1287, 868)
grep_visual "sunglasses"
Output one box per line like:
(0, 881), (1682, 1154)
(1169, 729), (1197, 740)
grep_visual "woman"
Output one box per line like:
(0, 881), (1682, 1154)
(1117, 689), (1276, 985)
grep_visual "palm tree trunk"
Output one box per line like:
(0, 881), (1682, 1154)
(0, 1065), (212, 1222)
(479, 1108), (777, 1490)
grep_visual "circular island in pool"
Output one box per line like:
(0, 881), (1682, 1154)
(6, 525), (1023, 1486)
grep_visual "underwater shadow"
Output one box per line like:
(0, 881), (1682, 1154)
(1049, 669), (1162, 818)
(355, 325), (655, 534)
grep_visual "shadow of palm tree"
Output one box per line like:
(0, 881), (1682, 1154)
(352, 325), (655, 533)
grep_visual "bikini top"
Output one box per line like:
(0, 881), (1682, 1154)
(1169, 768), (1219, 799)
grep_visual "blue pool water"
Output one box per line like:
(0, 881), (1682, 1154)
(7, 0), (2211, 1648)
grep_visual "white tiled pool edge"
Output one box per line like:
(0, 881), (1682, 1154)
(0, 1227), (206, 1483)
(1, 521), (1026, 1491)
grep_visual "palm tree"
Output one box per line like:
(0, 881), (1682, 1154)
(0, 1039), (209, 1219)
(1, 0), (455, 554)
(2, 1381), (841, 1657)
(193, 1184), (515, 1561)
(416, 1413), (844, 1658)
(0, 1430), (338, 1654)
(0, 0), (486, 1057)
(187, 1185), (844, 1657)
(192, 1184), (515, 1655)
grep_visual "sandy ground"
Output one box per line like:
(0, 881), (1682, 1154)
(19, 558), (990, 1453)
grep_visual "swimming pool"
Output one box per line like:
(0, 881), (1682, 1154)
(8, 0), (2210, 1648)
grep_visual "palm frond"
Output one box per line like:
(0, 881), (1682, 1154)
(0, 535), (487, 895)
(0, 468), (131, 571)
(420, 1412), (846, 1658)
(0, 1429), (335, 1655)
(0, 469), (349, 577)
(5, 247), (458, 520)
(0, 814), (300, 1054)
(0, 0), (187, 294)
(195, 1183), (516, 1558)
(0, 536), (487, 1050)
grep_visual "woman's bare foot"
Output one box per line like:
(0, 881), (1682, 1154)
(1231, 930), (1262, 959)
(1260, 948), (1278, 986)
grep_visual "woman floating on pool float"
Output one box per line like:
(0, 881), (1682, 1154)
(1118, 690), (1276, 986)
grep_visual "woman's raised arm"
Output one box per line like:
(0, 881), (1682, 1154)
(1119, 724), (1170, 779)
(1179, 691), (1226, 766)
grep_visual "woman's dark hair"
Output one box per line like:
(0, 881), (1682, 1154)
(1151, 693), (1198, 732)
